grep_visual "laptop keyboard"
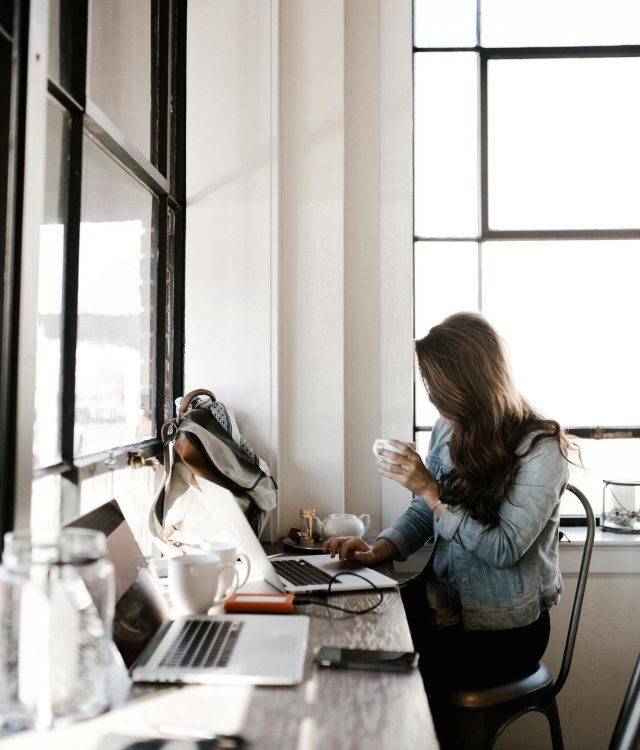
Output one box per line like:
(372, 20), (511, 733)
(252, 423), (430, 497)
(272, 558), (334, 587)
(160, 619), (243, 669)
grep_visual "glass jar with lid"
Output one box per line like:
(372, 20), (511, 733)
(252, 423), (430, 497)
(0, 528), (115, 730)
(601, 478), (640, 533)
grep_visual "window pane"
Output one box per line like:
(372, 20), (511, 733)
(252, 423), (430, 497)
(414, 242), (479, 337)
(31, 474), (62, 532)
(76, 137), (156, 457)
(0, 39), (10, 258)
(414, 241), (479, 426)
(488, 58), (640, 231)
(48, 0), (74, 92)
(34, 100), (70, 469)
(164, 207), (176, 418)
(0, 3), (12, 35)
(414, 53), (479, 238)
(416, 430), (432, 460)
(414, 0), (477, 48)
(79, 465), (157, 554)
(88, 0), (152, 160)
(566, 439), (640, 517)
(482, 240), (640, 427)
(482, 0), (640, 48)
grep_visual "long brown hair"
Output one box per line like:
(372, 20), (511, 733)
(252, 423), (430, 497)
(415, 312), (573, 527)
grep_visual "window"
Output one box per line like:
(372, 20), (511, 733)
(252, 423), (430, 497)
(1, 0), (186, 548)
(413, 0), (640, 515)
(0, 2), (15, 540)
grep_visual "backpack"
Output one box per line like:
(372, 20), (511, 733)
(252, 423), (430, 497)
(148, 389), (277, 555)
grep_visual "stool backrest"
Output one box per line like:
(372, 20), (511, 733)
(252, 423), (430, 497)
(553, 484), (595, 696)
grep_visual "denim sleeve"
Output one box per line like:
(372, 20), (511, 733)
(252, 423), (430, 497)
(435, 437), (568, 569)
(375, 420), (448, 560)
(376, 496), (435, 561)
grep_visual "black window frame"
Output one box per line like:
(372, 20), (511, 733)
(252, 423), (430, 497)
(412, 5), (640, 524)
(0, 0), (186, 546)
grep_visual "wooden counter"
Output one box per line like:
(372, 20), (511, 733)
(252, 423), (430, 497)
(0, 568), (439, 750)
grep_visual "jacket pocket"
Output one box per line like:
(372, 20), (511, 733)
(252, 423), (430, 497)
(426, 455), (443, 481)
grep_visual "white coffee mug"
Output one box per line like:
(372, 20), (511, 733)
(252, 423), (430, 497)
(202, 541), (251, 600)
(372, 438), (415, 465)
(168, 552), (240, 615)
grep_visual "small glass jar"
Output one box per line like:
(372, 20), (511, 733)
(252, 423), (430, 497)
(601, 478), (640, 533)
(299, 508), (316, 547)
(0, 528), (115, 730)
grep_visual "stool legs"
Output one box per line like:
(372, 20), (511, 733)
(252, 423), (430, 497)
(438, 699), (564, 750)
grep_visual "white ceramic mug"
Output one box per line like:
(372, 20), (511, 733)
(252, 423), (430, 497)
(372, 438), (415, 465)
(168, 552), (239, 615)
(202, 541), (251, 600)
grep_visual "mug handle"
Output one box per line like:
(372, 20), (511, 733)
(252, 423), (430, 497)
(360, 513), (371, 535)
(235, 552), (251, 588)
(212, 563), (240, 606)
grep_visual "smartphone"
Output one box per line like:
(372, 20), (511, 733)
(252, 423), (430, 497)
(313, 647), (418, 673)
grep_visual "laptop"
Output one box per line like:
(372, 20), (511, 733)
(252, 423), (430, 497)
(172, 477), (399, 596)
(68, 500), (309, 686)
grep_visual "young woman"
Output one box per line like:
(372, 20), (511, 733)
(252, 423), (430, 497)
(323, 312), (575, 735)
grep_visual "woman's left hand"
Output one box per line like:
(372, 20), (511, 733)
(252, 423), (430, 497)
(376, 441), (440, 503)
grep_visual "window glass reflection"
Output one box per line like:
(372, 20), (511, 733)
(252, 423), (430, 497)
(488, 58), (640, 231)
(414, 0), (477, 48)
(0, 9), (13, 35)
(76, 137), (155, 457)
(414, 241), (479, 427)
(89, 0), (152, 160)
(482, 0), (640, 47)
(34, 100), (70, 469)
(0, 3), (12, 35)
(0, 39), (10, 257)
(482, 240), (640, 427)
(79, 464), (157, 554)
(415, 430), (432, 461)
(48, 0), (74, 91)
(567, 439), (640, 517)
(31, 474), (62, 532)
(414, 53), (479, 238)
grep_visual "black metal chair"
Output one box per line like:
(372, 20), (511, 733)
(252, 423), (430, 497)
(609, 651), (640, 750)
(441, 484), (595, 750)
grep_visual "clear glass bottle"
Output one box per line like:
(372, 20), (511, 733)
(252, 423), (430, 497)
(299, 508), (316, 547)
(601, 478), (640, 533)
(0, 528), (115, 730)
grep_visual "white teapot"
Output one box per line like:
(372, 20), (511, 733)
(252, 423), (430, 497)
(315, 513), (371, 539)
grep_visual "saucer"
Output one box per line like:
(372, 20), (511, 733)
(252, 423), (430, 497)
(282, 537), (326, 554)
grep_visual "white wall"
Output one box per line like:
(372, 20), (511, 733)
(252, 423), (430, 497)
(186, 0), (414, 537)
(185, 3), (639, 748)
(185, 1), (276, 466)
(278, 0), (347, 529)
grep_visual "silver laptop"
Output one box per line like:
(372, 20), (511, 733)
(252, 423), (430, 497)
(176, 477), (399, 596)
(68, 501), (309, 686)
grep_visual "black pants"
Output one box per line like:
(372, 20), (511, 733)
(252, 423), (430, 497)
(401, 574), (550, 743)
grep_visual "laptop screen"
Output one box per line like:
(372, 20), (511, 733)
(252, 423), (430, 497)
(67, 500), (169, 669)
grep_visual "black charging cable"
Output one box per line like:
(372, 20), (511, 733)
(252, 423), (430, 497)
(294, 571), (385, 616)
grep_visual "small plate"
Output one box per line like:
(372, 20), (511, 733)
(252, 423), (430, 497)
(282, 537), (326, 554)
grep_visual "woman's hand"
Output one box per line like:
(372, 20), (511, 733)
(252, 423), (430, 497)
(322, 536), (398, 564)
(376, 440), (441, 508)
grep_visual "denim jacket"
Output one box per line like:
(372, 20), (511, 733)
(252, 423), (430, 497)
(378, 419), (569, 630)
